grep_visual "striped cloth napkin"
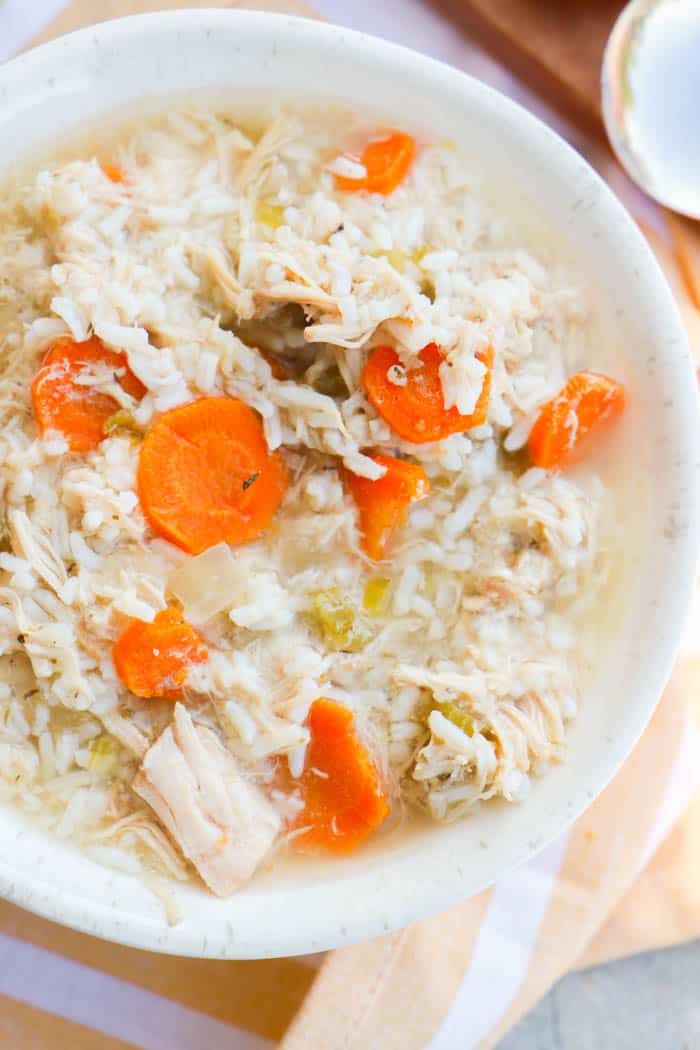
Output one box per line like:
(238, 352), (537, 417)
(1, 3), (700, 1049)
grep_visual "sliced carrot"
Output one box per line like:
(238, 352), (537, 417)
(283, 698), (390, 855)
(346, 453), (429, 560)
(528, 371), (626, 470)
(335, 132), (415, 195)
(31, 336), (146, 453)
(113, 608), (208, 699)
(137, 397), (288, 555)
(363, 342), (493, 444)
(101, 162), (130, 185)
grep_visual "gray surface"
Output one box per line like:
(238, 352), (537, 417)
(497, 939), (700, 1050)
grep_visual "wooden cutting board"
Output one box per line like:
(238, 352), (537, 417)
(428, 0), (625, 138)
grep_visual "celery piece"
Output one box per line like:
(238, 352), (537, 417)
(434, 700), (474, 737)
(256, 201), (285, 228)
(104, 410), (142, 443)
(363, 576), (391, 615)
(88, 734), (119, 775)
(310, 588), (373, 652)
(371, 247), (407, 273)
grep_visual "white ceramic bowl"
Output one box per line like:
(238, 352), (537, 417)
(0, 10), (698, 959)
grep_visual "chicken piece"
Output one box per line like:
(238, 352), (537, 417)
(8, 509), (68, 594)
(133, 703), (280, 896)
(101, 711), (149, 759)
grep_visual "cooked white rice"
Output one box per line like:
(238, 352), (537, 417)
(0, 108), (612, 893)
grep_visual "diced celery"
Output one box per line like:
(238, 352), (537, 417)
(372, 247), (430, 274)
(384, 248), (409, 272)
(363, 576), (391, 614)
(104, 410), (142, 443)
(309, 588), (373, 652)
(256, 201), (286, 228)
(370, 247), (411, 273)
(434, 700), (474, 737)
(430, 700), (498, 745)
(88, 735), (119, 775)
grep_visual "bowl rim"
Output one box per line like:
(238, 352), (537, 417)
(0, 7), (699, 959)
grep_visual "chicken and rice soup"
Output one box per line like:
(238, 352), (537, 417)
(0, 109), (625, 901)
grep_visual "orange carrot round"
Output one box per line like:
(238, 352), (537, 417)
(335, 132), (415, 195)
(284, 698), (390, 855)
(346, 453), (429, 560)
(31, 336), (146, 453)
(101, 162), (130, 185)
(113, 608), (208, 699)
(528, 371), (626, 470)
(363, 342), (493, 444)
(137, 397), (288, 555)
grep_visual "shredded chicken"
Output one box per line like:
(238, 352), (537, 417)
(25, 622), (96, 711)
(8, 510), (68, 594)
(101, 712), (149, 759)
(397, 664), (571, 819)
(144, 873), (184, 926)
(95, 812), (190, 881)
(204, 248), (255, 320)
(133, 704), (280, 896)
(236, 115), (296, 191)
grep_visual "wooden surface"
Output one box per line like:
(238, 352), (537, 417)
(32, 0), (316, 48)
(428, 0), (625, 137)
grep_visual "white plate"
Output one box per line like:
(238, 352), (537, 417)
(0, 10), (698, 959)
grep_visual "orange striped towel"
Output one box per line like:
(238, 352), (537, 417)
(1, 3), (699, 1049)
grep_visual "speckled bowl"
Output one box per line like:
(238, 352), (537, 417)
(0, 10), (697, 959)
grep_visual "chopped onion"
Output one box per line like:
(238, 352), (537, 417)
(167, 542), (241, 625)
